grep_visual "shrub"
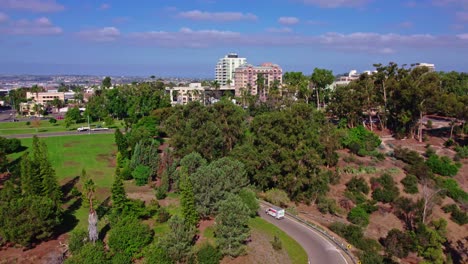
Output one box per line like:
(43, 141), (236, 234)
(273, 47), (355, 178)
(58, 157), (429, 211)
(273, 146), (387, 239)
(342, 126), (381, 156)
(111, 252), (132, 264)
(65, 242), (108, 264)
(393, 147), (424, 165)
(426, 155), (460, 177)
(108, 216), (153, 257)
(144, 243), (173, 264)
(271, 235), (282, 251)
(442, 204), (468, 225)
(444, 138), (455, 147)
(436, 178), (468, 203)
(26, 121), (30, 125)
(329, 222), (380, 251)
(344, 191), (367, 205)
(49, 118), (57, 124)
(426, 120), (433, 128)
(156, 207), (171, 223)
(424, 145), (436, 158)
(348, 205), (370, 227)
(455, 146), (468, 159)
(346, 177), (370, 194)
(371, 174), (399, 203)
(401, 174), (419, 194)
(316, 196), (340, 215)
(68, 229), (87, 254)
(264, 188), (290, 207)
(196, 243), (221, 264)
(132, 165), (151, 186)
(155, 186), (167, 200)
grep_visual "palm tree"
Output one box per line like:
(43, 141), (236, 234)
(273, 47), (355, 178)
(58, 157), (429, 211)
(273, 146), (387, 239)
(256, 74), (266, 102)
(30, 84), (42, 102)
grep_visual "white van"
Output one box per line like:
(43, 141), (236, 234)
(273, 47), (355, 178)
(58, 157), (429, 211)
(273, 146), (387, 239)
(265, 206), (285, 220)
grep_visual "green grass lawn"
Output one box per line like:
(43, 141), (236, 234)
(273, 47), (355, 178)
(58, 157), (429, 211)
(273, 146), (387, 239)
(9, 134), (117, 187)
(249, 217), (308, 264)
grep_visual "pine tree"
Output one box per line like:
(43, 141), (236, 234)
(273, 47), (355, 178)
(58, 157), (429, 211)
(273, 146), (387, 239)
(111, 167), (127, 213)
(115, 129), (129, 159)
(20, 153), (40, 196)
(35, 141), (61, 204)
(179, 167), (199, 227)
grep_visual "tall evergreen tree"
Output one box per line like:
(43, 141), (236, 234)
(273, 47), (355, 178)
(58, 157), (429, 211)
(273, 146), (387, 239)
(20, 153), (40, 196)
(179, 167), (198, 227)
(115, 129), (129, 159)
(111, 167), (127, 213)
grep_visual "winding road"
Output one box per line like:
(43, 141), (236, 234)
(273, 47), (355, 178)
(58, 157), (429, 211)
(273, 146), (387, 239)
(259, 204), (351, 264)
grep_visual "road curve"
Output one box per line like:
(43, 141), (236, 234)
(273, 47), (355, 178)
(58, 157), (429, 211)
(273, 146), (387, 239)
(259, 204), (350, 264)
(3, 129), (115, 139)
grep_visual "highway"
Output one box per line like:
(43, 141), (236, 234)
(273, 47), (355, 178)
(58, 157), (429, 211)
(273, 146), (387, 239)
(259, 204), (351, 264)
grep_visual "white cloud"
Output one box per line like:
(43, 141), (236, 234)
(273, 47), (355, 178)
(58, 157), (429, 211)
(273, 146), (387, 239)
(77, 27), (120, 42)
(0, 12), (8, 23)
(0, 0), (64, 12)
(0, 16), (62, 35)
(267, 27), (293, 33)
(457, 33), (468, 40)
(177, 10), (257, 21)
(278, 16), (299, 25)
(297, 0), (371, 8)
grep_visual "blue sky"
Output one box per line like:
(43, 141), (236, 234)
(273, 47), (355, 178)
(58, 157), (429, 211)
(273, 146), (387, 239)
(0, 0), (467, 77)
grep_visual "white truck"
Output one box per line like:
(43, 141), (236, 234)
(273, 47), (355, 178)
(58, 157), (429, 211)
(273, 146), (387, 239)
(265, 206), (285, 220)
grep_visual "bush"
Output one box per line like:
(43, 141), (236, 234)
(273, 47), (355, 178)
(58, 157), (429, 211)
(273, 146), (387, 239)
(111, 252), (132, 264)
(401, 174), (419, 194)
(65, 242), (108, 264)
(120, 163), (133, 180)
(68, 229), (87, 254)
(0, 137), (22, 153)
(156, 207), (171, 223)
(426, 155), (460, 177)
(342, 126), (381, 155)
(316, 196), (339, 215)
(264, 188), (290, 207)
(329, 222), (380, 251)
(442, 204), (468, 225)
(346, 177), (370, 194)
(371, 174), (399, 203)
(424, 145), (436, 157)
(155, 186), (167, 200)
(455, 146), (468, 159)
(271, 235), (282, 251)
(108, 216), (153, 257)
(393, 147), (424, 165)
(49, 118), (57, 124)
(132, 165), (151, 186)
(437, 178), (468, 203)
(196, 243), (221, 264)
(26, 121), (30, 125)
(348, 205), (370, 227)
(144, 243), (173, 264)
(444, 138), (455, 147)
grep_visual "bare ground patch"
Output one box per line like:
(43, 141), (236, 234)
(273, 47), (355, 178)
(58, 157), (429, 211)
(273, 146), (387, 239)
(125, 183), (155, 204)
(63, 141), (81, 148)
(63, 161), (80, 167)
(96, 153), (116, 168)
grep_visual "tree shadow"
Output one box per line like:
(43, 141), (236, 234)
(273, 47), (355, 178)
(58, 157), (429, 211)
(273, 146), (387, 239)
(444, 241), (462, 264)
(61, 176), (79, 202)
(96, 196), (111, 219)
(99, 223), (110, 240)
(65, 197), (82, 215)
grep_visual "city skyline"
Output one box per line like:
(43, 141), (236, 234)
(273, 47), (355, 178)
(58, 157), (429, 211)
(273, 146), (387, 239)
(0, 0), (467, 77)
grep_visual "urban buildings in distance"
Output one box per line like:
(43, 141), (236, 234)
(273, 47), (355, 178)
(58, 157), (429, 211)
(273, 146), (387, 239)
(215, 53), (247, 86)
(234, 63), (283, 97)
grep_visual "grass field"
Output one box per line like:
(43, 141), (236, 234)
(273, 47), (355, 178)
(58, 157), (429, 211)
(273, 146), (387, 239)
(0, 119), (122, 135)
(249, 217), (308, 264)
(10, 134), (117, 187)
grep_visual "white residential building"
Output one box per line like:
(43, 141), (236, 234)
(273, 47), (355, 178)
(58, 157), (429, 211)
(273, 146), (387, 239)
(215, 53), (247, 86)
(414, 63), (435, 72)
(166, 83), (206, 106)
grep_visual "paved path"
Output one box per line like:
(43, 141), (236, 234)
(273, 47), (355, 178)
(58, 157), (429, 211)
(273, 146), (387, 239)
(3, 129), (114, 139)
(259, 204), (350, 264)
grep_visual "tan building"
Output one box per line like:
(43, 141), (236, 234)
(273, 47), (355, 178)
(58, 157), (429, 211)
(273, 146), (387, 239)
(26, 91), (65, 104)
(166, 83), (206, 106)
(19, 102), (43, 116)
(234, 63), (282, 97)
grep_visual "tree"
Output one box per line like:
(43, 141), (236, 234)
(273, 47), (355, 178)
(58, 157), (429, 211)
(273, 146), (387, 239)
(102, 76), (112, 89)
(311, 68), (335, 109)
(238, 188), (259, 217)
(190, 157), (249, 217)
(215, 194), (250, 257)
(0, 195), (62, 247)
(108, 216), (153, 257)
(132, 165), (151, 186)
(144, 243), (173, 264)
(159, 215), (197, 263)
(66, 106), (82, 123)
(114, 129), (129, 159)
(196, 243), (221, 264)
(81, 169), (98, 243)
(179, 167), (199, 227)
(346, 177), (370, 194)
(180, 152), (207, 175)
(111, 167), (127, 214)
(65, 242), (108, 264)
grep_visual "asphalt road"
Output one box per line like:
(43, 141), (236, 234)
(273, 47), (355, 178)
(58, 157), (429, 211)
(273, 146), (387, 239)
(3, 129), (115, 139)
(259, 204), (350, 264)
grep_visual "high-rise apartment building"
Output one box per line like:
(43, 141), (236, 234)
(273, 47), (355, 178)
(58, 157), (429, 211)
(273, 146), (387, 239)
(414, 63), (435, 72)
(234, 63), (283, 97)
(215, 53), (247, 86)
